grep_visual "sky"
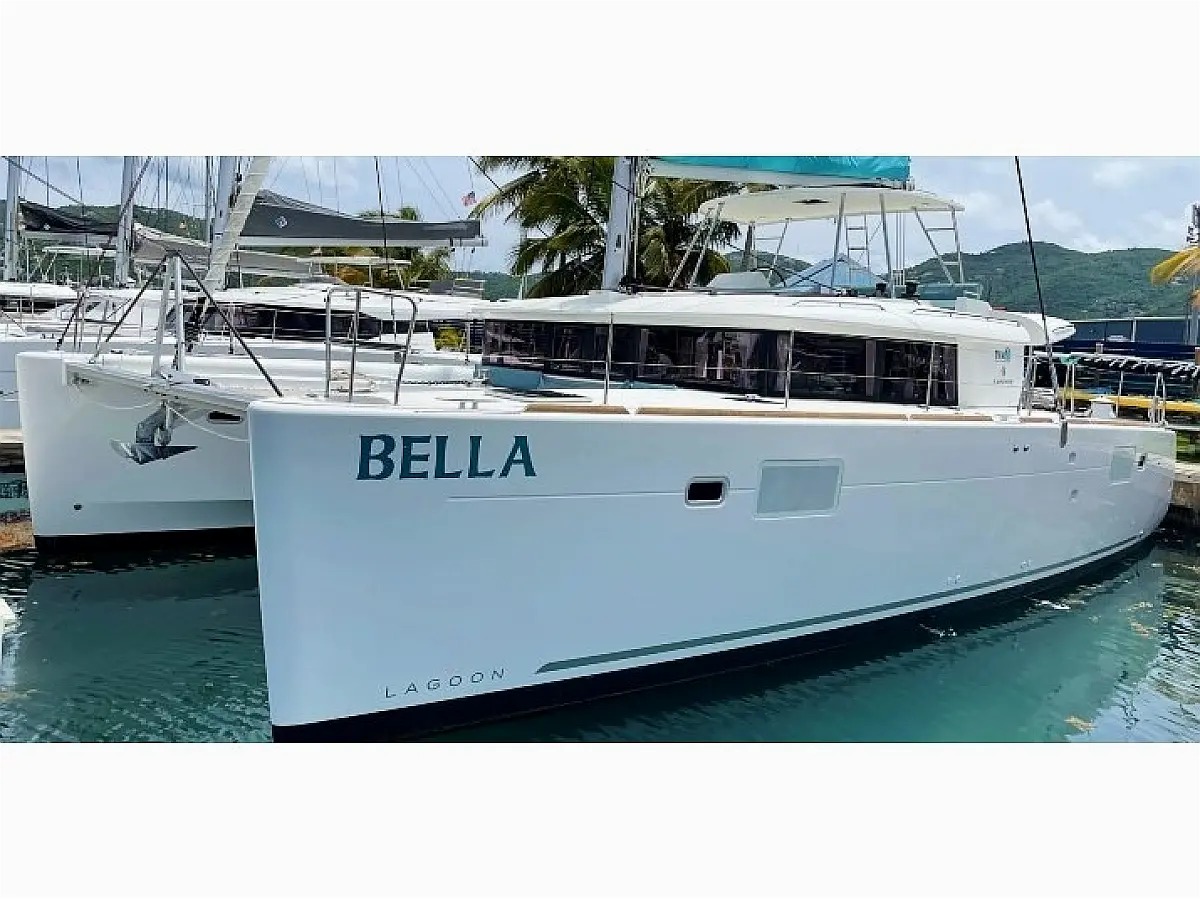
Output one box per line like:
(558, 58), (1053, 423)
(10, 156), (1200, 274)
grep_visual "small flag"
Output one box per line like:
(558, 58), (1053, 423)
(462, 190), (476, 207)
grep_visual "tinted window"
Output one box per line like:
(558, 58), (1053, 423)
(1133, 318), (1187, 344)
(1072, 322), (1107, 343)
(484, 320), (958, 407)
(789, 334), (869, 401)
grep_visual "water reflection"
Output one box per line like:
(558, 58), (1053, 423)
(0, 547), (268, 742)
(0, 535), (1197, 742)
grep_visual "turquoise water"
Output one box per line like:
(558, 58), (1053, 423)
(0, 533), (1197, 742)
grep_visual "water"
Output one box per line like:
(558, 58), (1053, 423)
(0, 533), (1197, 742)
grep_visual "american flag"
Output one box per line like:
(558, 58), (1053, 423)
(462, 190), (476, 207)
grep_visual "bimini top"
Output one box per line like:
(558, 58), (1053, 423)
(698, 185), (963, 225)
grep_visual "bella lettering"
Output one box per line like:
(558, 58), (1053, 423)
(357, 434), (536, 481)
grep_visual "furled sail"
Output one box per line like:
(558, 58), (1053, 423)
(239, 191), (485, 248)
(645, 156), (911, 187)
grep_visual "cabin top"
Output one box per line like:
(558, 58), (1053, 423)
(481, 288), (1055, 347)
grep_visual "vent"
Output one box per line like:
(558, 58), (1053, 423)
(757, 461), (843, 517)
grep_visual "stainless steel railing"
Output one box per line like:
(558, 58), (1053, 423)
(323, 286), (419, 404)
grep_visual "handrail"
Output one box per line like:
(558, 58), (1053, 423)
(323, 286), (419, 405)
(90, 261), (167, 356)
(1151, 372), (1167, 425)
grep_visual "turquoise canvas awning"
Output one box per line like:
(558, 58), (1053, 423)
(648, 156), (911, 186)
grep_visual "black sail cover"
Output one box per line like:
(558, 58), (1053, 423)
(18, 200), (118, 238)
(239, 191), (483, 247)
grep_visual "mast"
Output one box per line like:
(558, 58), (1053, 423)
(203, 156), (213, 243)
(601, 156), (637, 291)
(113, 155), (138, 286)
(204, 156), (272, 291)
(210, 156), (238, 267)
(3, 156), (20, 281)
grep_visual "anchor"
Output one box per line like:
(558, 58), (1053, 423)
(111, 402), (198, 465)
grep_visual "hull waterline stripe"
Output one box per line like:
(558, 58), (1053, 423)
(536, 535), (1145, 674)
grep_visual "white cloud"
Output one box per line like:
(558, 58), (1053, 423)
(1029, 199), (1121, 252)
(1136, 210), (1187, 248)
(1094, 156), (1198, 190)
(950, 189), (1019, 231)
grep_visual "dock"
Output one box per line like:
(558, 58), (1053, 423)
(0, 429), (22, 471)
(1167, 460), (1200, 530)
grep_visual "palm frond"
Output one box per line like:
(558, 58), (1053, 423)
(1150, 246), (1200, 285)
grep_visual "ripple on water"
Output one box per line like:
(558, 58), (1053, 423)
(1, 535), (1199, 742)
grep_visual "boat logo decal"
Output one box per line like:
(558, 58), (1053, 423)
(356, 434), (536, 481)
(274, 215), (288, 229)
(112, 404), (197, 466)
(384, 668), (506, 700)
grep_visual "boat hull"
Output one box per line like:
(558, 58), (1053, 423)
(247, 402), (1175, 739)
(16, 351), (474, 545)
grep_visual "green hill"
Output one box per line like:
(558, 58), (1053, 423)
(908, 242), (1192, 320)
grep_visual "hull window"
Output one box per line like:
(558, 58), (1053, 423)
(686, 479), (726, 505)
(1110, 446), (1137, 484)
(757, 461), (843, 516)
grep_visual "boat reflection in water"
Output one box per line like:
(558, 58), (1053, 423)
(0, 538), (1193, 742)
(443, 542), (1178, 742)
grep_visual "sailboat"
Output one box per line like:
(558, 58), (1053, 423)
(239, 156), (1175, 740)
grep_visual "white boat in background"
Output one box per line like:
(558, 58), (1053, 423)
(16, 156), (493, 545)
(242, 156), (1175, 740)
(1, 156), (490, 428)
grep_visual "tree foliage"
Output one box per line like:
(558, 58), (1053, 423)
(472, 157), (741, 297)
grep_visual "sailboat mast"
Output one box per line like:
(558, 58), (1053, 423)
(113, 156), (138, 286)
(601, 156), (637, 291)
(204, 156), (272, 291)
(3, 156), (21, 281)
(203, 156), (213, 243)
(210, 156), (238, 263)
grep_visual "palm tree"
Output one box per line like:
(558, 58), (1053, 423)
(341, 205), (452, 288)
(1150, 245), (1200, 286)
(1150, 242), (1200, 312)
(473, 157), (741, 298)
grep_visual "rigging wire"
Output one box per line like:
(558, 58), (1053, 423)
(2, 157), (85, 207)
(391, 156), (405, 212)
(419, 157), (458, 220)
(403, 158), (453, 221)
(373, 157), (392, 288)
(1015, 155), (1061, 414)
(332, 157), (341, 212)
(53, 155), (154, 349)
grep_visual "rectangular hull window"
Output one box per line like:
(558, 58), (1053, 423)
(1110, 446), (1136, 484)
(757, 461), (843, 517)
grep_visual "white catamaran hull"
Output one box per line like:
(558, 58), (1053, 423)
(16, 351), (474, 545)
(247, 402), (1174, 739)
(0, 330), (443, 429)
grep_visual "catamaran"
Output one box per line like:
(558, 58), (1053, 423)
(239, 156), (1175, 740)
(16, 156), (491, 545)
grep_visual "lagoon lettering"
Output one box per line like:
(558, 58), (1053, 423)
(357, 434), (536, 480)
